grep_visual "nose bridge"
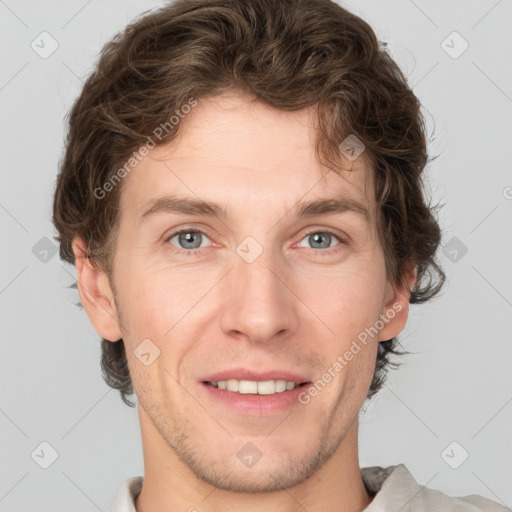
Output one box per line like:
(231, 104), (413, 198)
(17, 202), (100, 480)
(220, 239), (297, 343)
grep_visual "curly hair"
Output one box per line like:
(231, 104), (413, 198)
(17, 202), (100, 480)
(53, 0), (445, 407)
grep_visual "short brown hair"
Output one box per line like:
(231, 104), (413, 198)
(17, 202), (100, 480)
(53, 0), (445, 407)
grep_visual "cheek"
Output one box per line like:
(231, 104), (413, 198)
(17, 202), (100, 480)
(297, 260), (386, 323)
(115, 259), (225, 355)
(113, 259), (177, 338)
(293, 262), (386, 377)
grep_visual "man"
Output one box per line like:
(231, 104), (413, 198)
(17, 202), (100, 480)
(52, 0), (508, 510)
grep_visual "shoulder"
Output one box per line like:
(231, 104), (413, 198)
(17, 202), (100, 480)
(361, 464), (510, 512)
(109, 476), (143, 512)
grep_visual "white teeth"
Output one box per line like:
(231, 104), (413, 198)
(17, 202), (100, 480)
(257, 380), (276, 395)
(209, 379), (300, 395)
(238, 380), (258, 394)
(275, 380), (287, 392)
(226, 379), (239, 392)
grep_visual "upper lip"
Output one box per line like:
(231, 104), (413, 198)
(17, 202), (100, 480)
(201, 368), (310, 384)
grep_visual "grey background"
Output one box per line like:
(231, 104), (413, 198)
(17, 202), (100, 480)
(1, 0), (511, 510)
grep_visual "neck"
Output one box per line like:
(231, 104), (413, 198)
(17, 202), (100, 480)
(135, 405), (373, 512)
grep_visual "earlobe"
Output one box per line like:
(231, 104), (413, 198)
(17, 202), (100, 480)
(71, 236), (123, 342)
(378, 266), (417, 341)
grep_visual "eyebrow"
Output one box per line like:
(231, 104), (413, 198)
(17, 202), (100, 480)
(294, 197), (369, 221)
(139, 194), (370, 224)
(139, 195), (228, 223)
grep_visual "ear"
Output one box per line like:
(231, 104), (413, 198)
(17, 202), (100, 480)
(71, 235), (123, 342)
(378, 265), (417, 341)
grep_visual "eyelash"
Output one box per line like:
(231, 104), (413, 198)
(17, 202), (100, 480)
(164, 226), (346, 257)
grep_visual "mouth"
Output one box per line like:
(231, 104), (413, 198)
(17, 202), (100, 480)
(203, 379), (310, 395)
(199, 369), (312, 414)
(200, 374), (312, 415)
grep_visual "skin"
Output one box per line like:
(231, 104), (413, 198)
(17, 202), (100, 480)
(73, 92), (416, 512)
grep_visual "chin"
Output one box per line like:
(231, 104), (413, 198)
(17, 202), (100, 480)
(193, 461), (317, 493)
(178, 438), (335, 493)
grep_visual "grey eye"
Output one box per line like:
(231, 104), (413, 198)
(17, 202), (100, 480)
(168, 230), (210, 250)
(298, 231), (340, 250)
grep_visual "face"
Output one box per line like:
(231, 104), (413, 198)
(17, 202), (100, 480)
(76, 92), (412, 493)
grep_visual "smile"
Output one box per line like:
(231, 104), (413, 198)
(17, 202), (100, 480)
(205, 379), (308, 395)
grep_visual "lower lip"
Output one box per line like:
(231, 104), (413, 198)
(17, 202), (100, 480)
(201, 382), (311, 415)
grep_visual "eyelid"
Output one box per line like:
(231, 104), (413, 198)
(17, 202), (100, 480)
(301, 226), (346, 242)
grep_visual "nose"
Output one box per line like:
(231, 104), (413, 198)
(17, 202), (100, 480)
(219, 247), (299, 346)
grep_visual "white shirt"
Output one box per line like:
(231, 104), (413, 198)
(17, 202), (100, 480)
(109, 464), (509, 511)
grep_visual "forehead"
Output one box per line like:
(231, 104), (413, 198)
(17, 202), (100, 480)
(119, 92), (375, 223)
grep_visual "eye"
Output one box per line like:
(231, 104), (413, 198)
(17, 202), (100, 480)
(164, 227), (346, 256)
(166, 228), (212, 255)
(297, 229), (344, 254)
